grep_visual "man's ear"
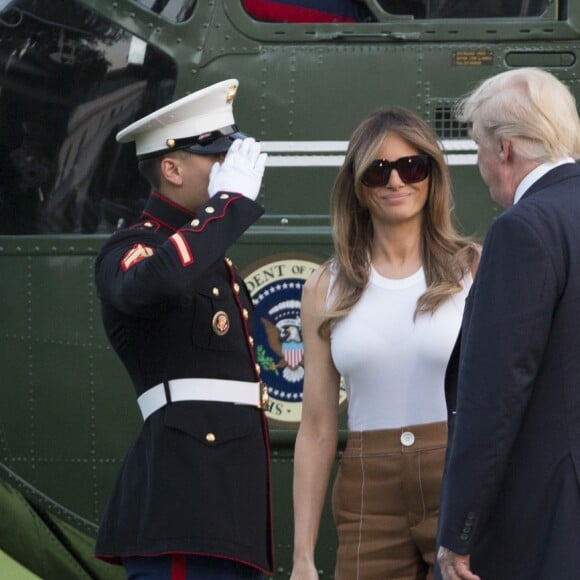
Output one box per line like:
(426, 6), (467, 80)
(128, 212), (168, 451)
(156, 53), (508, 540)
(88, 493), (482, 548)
(499, 138), (511, 162)
(160, 156), (183, 186)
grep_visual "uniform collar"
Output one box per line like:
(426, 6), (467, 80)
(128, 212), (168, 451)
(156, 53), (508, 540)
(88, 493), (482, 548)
(142, 191), (196, 231)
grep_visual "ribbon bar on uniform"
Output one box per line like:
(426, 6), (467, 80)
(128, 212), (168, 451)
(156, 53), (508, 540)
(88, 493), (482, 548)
(137, 378), (263, 421)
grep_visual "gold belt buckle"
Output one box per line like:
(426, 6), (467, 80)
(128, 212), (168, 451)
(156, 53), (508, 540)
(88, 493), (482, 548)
(259, 383), (269, 409)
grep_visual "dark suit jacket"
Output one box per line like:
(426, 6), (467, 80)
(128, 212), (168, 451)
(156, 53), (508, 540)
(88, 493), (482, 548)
(438, 163), (580, 579)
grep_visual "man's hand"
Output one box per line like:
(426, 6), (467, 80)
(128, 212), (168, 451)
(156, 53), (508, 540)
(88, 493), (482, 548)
(208, 137), (267, 201)
(437, 546), (480, 580)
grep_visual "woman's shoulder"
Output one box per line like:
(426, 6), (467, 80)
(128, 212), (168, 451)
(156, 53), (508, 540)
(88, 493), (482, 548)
(301, 261), (334, 325)
(303, 260), (333, 294)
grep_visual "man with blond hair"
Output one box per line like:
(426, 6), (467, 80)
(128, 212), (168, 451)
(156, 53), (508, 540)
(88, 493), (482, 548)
(436, 68), (580, 580)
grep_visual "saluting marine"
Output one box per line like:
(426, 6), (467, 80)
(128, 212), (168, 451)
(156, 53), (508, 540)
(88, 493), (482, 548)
(94, 79), (273, 579)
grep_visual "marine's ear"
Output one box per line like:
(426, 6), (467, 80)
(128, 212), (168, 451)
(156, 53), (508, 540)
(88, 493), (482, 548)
(160, 155), (184, 186)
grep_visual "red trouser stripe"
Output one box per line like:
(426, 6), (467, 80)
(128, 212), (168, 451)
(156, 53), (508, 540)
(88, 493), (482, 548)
(171, 555), (187, 580)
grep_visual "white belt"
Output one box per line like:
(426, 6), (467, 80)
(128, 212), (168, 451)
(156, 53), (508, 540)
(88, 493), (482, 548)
(137, 378), (267, 421)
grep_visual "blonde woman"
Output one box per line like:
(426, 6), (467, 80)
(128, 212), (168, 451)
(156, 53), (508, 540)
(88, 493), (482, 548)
(291, 107), (479, 580)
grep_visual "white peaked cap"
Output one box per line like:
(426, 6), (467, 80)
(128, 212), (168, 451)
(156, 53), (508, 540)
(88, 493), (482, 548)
(116, 79), (240, 157)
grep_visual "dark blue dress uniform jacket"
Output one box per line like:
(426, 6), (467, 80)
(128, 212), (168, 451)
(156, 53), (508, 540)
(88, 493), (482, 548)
(93, 190), (274, 575)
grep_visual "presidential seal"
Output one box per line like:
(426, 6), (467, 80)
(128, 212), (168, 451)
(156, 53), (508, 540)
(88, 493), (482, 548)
(212, 311), (230, 336)
(243, 254), (347, 427)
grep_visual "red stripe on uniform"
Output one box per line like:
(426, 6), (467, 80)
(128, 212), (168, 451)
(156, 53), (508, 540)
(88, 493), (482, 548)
(171, 555), (187, 580)
(170, 232), (194, 266)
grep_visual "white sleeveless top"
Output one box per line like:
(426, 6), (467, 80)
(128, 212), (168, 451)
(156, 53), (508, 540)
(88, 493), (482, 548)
(330, 266), (472, 431)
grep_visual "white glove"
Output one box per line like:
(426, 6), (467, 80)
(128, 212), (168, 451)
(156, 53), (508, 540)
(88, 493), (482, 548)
(207, 138), (267, 201)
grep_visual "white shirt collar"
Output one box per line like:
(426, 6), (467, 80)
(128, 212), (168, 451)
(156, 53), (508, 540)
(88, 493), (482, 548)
(513, 157), (576, 204)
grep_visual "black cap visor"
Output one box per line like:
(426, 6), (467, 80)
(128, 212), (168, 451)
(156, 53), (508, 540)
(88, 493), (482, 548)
(184, 130), (247, 155)
(138, 125), (247, 160)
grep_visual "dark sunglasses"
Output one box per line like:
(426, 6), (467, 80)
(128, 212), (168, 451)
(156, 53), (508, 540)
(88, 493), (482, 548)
(361, 154), (431, 187)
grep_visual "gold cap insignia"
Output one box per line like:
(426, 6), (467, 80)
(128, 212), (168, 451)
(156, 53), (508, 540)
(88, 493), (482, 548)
(226, 84), (237, 104)
(166, 138), (176, 148)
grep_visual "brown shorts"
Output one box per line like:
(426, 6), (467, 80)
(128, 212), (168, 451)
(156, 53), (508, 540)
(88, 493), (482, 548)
(332, 421), (447, 580)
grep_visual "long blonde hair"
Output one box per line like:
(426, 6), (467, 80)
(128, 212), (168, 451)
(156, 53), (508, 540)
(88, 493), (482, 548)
(319, 106), (478, 338)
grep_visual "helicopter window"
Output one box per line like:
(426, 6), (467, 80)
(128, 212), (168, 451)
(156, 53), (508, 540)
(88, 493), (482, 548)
(432, 0), (551, 18)
(0, 0), (177, 234)
(381, 0), (552, 18)
(241, 0), (372, 22)
(129, 0), (197, 22)
(375, 1), (427, 18)
(242, 0), (551, 21)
